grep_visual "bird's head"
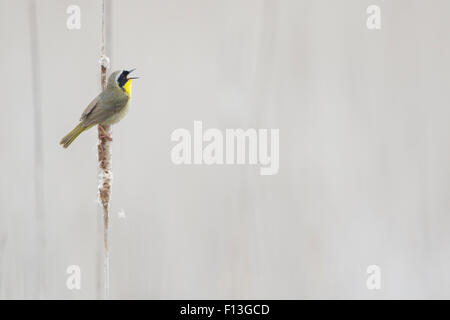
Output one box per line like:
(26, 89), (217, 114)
(108, 69), (139, 95)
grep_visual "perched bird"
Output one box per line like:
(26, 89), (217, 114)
(60, 69), (138, 148)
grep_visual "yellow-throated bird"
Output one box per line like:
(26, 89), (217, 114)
(60, 69), (138, 148)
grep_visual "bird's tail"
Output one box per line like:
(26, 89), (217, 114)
(60, 123), (86, 148)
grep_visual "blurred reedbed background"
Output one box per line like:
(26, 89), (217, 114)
(1, 0), (450, 299)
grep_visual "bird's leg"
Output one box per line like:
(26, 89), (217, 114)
(98, 125), (113, 141)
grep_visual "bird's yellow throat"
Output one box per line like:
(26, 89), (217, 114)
(123, 79), (132, 95)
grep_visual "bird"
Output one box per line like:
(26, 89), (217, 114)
(59, 69), (138, 148)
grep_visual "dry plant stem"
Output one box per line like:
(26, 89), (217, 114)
(97, 119), (111, 297)
(98, 0), (111, 299)
(98, 123), (111, 255)
(98, 66), (112, 298)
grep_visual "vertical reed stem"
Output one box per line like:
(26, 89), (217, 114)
(98, 0), (111, 299)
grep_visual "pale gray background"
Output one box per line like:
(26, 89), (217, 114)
(1, 0), (450, 299)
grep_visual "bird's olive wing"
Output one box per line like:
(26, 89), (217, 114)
(80, 95), (100, 122)
(82, 92), (129, 127)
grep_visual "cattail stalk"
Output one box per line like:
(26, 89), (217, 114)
(98, 0), (111, 299)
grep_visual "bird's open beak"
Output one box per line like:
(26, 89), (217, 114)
(127, 68), (139, 80)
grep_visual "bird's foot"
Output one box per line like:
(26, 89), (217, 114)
(99, 125), (113, 141)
